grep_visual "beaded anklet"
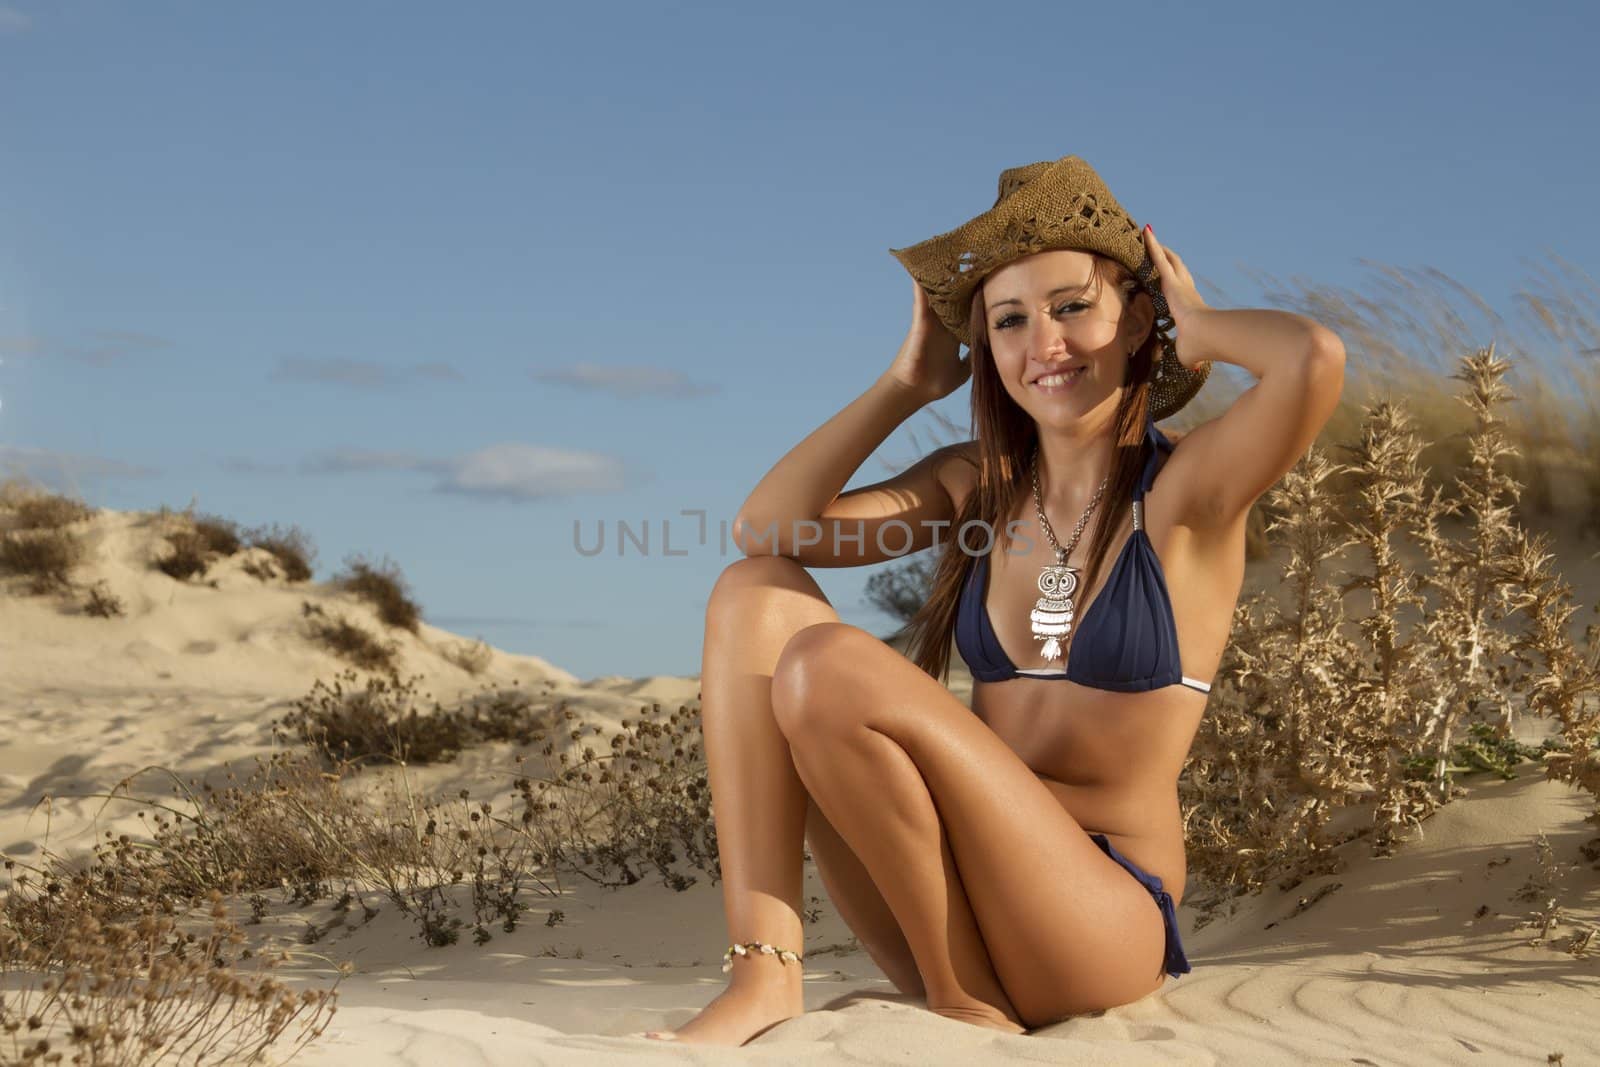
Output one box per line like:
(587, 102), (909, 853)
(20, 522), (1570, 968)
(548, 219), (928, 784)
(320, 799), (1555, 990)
(722, 939), (803, 973)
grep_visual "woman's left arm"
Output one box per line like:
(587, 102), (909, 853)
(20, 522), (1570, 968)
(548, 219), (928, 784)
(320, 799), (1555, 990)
(1143, 227), (1346, 530)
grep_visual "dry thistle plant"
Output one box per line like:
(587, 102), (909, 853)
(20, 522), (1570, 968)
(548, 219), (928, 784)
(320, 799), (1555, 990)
(1182, 345), (1600, 919)
(1511, 831), (1566, 948)
(0, 879), (341, 1066)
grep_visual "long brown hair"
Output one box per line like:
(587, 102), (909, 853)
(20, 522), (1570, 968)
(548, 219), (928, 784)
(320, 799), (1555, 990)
(902, 253), (1164, 684)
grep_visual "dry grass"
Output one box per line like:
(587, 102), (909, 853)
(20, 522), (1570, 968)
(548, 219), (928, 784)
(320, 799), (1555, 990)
(0, 479), (94, 531)
(243, 523), (317, 583)
(0, 887), (342, 1066)
(155, 528), (215, 582)
(0, 527), (85, 593)
(331, 554), (421, 633)
(80, 579), (126, 618)
(153, 512), (247, 582)
(192, 515), (243, 556)
(275, 669), (552, 766)
(1, 753), (355, 1064)
(301, 601), (400, 674)
(0, 480), (92, 594)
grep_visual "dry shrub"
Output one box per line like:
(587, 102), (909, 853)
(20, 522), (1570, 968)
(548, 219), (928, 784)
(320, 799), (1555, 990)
(151, 512), (247, 583)
(0, 527), (85, 593)
(271, 669), (718, 932)
(0, 479), (94, 531)
(0, 888), (341, 1066)
(332, 553), (421, 633)
(275, 669), (550, 766)
(155, 528), (214, 582)
(243, 523), (316, 583)
(0, 479), (91, 593)
(7, 755), (366, 933)
(301, 602), (399, 674)
(0, 754), (356, 1064)
(1181, 346), (1600, 921)
(81, 579), (125, 618)
(192, 514), (243, 556)
(3, 674), (716, 964)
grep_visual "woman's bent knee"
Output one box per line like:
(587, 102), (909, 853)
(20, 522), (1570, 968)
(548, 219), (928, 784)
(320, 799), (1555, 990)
(707, 555), (827, 623)
(771, 623), (864, 737)
(715, 554), (808, 587)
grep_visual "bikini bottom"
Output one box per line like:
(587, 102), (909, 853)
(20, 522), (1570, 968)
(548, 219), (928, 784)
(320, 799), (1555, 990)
(1089, 833), (1192, 979)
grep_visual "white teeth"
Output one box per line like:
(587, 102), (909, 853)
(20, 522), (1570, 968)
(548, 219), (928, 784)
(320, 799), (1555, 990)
(1035, 368), (1085, 387)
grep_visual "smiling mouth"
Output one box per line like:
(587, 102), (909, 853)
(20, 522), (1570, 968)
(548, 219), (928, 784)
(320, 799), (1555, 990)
(1032, 367), (1087, 391)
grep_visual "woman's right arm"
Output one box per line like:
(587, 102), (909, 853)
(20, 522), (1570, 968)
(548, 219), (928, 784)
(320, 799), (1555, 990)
(733, 279), (974, 566)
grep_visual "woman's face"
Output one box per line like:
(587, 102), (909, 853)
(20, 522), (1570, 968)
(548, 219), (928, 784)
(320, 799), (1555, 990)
(980, 249), (1147, 427)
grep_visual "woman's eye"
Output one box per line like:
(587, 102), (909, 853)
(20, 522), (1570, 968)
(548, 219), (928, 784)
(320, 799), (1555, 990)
(994, 302), (1086, 330)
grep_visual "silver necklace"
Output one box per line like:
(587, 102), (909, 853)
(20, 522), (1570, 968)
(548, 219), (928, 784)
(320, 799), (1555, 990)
(1028, 445), (1109, 665)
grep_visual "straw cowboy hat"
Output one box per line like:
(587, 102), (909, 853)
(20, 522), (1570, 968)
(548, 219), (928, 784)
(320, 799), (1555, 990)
(888, 154), (1211, 420)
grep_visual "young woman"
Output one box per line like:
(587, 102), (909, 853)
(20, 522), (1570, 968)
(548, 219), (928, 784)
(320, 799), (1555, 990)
(643, 156), (1345, 1045)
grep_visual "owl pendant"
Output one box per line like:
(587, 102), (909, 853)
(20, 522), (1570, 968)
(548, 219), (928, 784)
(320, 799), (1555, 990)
(1030, 561), (1078, 663)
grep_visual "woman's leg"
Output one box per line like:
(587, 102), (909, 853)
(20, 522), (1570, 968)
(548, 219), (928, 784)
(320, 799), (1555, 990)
(804, 797), (926, 1000)
(771, 622), (1173, 1029)
(645, 555), (917, 1045)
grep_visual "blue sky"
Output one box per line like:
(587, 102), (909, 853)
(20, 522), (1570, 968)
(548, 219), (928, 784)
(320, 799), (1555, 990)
(2, 1), (1596, 682)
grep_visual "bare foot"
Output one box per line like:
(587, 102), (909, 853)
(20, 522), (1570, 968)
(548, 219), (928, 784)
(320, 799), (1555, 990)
(642, 967), (804, 1046)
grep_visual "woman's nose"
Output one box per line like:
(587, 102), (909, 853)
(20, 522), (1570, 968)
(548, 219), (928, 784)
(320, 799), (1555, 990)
(1031, 317), (1068, 356)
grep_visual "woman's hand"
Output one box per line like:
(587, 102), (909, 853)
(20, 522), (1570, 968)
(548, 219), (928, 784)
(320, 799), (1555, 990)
(1143, 225), (1211, 370)
(883, 278), (970, 404)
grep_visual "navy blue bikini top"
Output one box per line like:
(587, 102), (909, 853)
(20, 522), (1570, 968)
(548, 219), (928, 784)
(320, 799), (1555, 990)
(953, 415), (1212, 695)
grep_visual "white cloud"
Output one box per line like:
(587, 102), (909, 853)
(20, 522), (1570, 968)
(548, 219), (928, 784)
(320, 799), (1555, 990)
(0, 7), (32, 34)
(439, 443), (626, 499)
(280, 441), (627, 500)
